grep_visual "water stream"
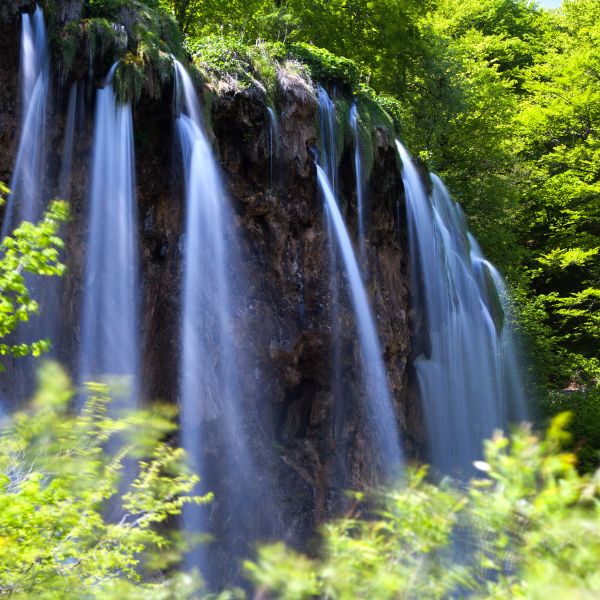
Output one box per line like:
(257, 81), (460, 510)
(397, 141), (526, 473)
(317, 88), (403, 478)
(350, 103), (366, 266)
(266, 106), (279, 189)
(80, 64), (139, 406)
(174, 59), (273, 586)
(2, 6), (50, 237)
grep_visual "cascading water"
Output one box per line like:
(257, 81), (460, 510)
(0, 7), (53, 406)
(349, 103), (366, 266)
(317, 86), (338, 194)
(173, 59), (272, 585)
(2, 6), (49, 237)
(266, 106), (279, 189)
(317, 86), (344, 467)
(80, 64), (139, 404)
(58, 82), (78, 199)
(317, 87), (402, 479)
(397, 141), (526, 473)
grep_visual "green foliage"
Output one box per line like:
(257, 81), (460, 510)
(0, 199), (68, 364)
(543, 387), (600, 473)
(54, 0), (185, 102)
(0, 362), (209, 598)
(510, 0), (600, 384)
(288, 43), (362, 90)
(187, 34), (282, 100)
(352, 89), (398, 178)
(247, 417), (600, 598)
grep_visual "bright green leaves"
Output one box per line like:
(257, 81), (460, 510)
(247, 417), (600, 599)
(512, 1), (600, 382)
(0, 362), (208, 598)
(0, 199), (69, 366)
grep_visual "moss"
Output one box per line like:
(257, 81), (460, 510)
(114, 52), (145, 103)
(333, 96), (352, 167)
(287, 43), (363, 90)
(200, 84), (216, 130)
(50, 0), (184, 103)
(348, 87), (398, 179)
(187, 35), (283, 103)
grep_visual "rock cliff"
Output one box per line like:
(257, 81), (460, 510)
(0, 1), (425, 576)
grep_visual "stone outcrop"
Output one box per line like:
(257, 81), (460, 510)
(0, 1), (425, 580)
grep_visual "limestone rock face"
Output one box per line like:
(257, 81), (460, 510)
(0, 0), (424, 566)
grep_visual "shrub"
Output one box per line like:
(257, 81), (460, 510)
(246, 415), (600, 598)
(0, 362), (210, 598)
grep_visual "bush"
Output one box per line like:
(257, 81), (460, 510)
(0, 198), (69, 363)
(246, 415), (600, 598)
(288, 43), (363, 90)
(0, 362), (210, 598)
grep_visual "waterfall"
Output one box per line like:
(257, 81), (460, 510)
(2, 6), (49, 237)
(317, 87), (402, 478)
(397, 141), (526, 473)
(80, 64), (139, 404)
(317, 86), (344, 472)
(0, 7), (52, 407)
(266, 107), (279, 189)
(317, 168), (403, 473)
(317, 86), (338, 193)
(350, 103), (366, 265)
(173, 59), (270, 585)
(58, 82), (78, 199)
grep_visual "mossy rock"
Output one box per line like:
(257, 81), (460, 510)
(287, 43), (363, 90)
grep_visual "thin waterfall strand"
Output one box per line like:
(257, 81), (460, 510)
(3, 6), (49, 237)
(266, 107), (279, 189)
(80, 65), (139, 403)
(350, 103), (366, 265)
(317, 167), (403, 472)
(58, 82), (77, 199)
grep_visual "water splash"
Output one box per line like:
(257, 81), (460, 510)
(173, 59), (272, 586)
(397, 141), (527, 473)
(80, 64), (139, 404)
(2, 6), (49, 236)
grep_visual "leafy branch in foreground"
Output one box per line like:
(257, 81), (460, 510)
(0, 362), (211, 599)
(246, 414), (600, 599)
(0, 193), (69, 363)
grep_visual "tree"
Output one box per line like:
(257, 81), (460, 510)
(512, 0), (600, 382)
